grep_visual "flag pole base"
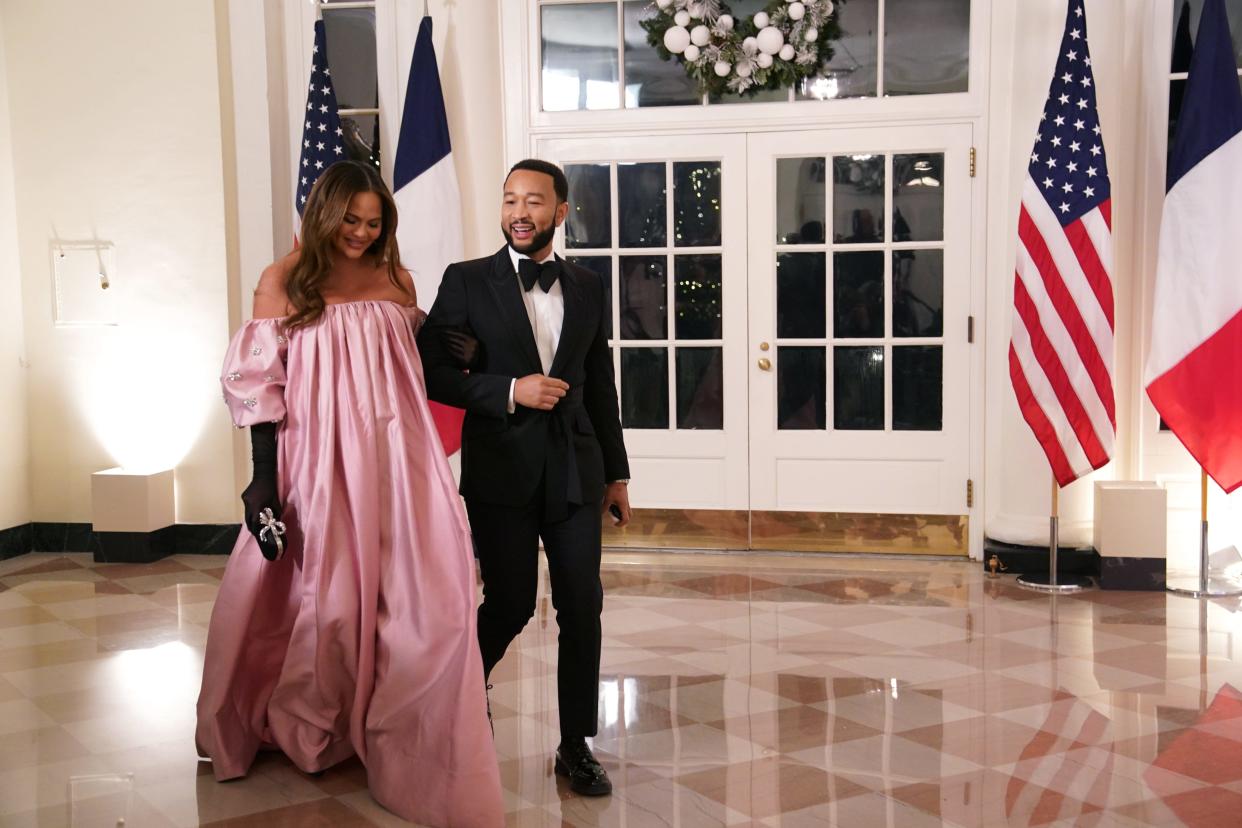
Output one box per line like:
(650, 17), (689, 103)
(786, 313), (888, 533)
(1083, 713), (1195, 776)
(1166, 517), (1242, 597)
(1166, 576), (1242, 598)
(1017, 573), (1092, 593)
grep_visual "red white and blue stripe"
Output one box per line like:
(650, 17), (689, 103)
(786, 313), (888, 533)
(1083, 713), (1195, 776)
(1146, 0), (1242, 493)
(1009, 0), (1116, 487)
(296, 20), (344, 224)
(394, 14), (466, 455)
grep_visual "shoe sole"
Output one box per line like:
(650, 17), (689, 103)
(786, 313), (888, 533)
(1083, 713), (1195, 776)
(554, 756), (612, 796)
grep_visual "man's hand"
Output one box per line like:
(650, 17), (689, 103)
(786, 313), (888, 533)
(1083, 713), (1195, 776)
(514, 374), (569, 410)
(602, 481), (632, 528)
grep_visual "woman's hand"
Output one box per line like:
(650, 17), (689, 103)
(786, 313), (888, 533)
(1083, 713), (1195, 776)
(242, 422), (284, 560)
(241, 476), (283, 560)
(441, 328), (483, 370)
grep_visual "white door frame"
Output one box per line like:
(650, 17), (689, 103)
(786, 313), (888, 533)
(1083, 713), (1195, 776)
(746, 125), (976, 517)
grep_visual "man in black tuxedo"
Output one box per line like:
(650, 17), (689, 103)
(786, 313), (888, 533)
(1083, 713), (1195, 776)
(418, 159), (631, 796)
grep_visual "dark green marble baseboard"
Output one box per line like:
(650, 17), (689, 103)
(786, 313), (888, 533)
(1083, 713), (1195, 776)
(982, 537), (1101, 578)
(0, 521), (240, 562)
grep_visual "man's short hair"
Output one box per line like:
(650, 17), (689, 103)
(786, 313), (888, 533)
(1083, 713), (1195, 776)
(507, 158), (569, 204)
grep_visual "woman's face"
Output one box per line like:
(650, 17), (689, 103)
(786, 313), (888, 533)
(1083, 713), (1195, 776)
(334, 191), (383, 260)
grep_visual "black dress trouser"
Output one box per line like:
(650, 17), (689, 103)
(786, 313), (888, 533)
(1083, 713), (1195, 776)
(466, 491), (603, 740)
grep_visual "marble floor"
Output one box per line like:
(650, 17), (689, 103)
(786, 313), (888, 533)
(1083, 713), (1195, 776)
(1, 551), (1241, 827)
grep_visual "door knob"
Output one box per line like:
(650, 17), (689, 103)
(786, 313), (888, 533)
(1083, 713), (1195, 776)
(759, 341), (770, 351)
(757, 357), (772, 371)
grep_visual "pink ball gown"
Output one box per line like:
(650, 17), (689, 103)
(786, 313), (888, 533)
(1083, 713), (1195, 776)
(196, 300), (503, 827)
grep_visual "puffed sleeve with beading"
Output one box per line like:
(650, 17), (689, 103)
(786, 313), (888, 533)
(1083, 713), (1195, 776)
(220, 319), (288, 427)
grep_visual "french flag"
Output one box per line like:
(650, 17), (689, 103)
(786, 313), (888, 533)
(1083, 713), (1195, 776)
(1146, 0), (1242, 493)
(394, 14), (466, 455)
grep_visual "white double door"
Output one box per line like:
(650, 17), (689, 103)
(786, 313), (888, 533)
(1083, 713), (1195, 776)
(540, 123), (973, 519)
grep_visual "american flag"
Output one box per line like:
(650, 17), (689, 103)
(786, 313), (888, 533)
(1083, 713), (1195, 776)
(1009, 0), (1115, 487)
(1004, 690), (1115, 825)
(296, 20), (344, 220)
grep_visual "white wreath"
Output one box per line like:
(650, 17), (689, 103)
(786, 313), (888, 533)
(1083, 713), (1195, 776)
(646, 0), (840, 95)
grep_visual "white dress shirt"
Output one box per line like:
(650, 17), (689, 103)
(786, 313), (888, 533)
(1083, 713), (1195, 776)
(507, 245), (564, 412)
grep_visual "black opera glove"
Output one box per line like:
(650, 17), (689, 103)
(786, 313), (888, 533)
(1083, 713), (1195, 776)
(441, 327), (484, 370)
(240, 422), (285, 561)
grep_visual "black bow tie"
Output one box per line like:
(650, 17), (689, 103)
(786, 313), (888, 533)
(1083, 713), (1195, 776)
(518, 257), (562, 293)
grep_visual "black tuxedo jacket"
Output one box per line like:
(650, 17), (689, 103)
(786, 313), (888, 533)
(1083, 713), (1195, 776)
(418, 246), (629, 508)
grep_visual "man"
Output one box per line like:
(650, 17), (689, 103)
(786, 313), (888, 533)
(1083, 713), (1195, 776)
(418, 159), (631, 796)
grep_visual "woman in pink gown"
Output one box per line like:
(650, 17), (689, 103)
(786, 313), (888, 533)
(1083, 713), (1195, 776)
(196, 161), (503, 827)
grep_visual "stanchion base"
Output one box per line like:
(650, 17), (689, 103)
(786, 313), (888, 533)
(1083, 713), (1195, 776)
(1166, 576), (1242, 598)
(1016, 573), (1092, 593)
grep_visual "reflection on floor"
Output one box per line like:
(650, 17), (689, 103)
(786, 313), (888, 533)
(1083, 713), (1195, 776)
(2, 550), (1242, 826)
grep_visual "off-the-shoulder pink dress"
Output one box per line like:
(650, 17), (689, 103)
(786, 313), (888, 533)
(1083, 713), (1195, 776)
(196, 300), (503, 827)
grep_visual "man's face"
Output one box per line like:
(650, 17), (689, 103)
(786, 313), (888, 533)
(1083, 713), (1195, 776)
(501, 169), (568, 257)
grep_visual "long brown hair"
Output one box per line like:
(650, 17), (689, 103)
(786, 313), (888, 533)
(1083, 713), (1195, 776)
(285, 160), (407, 330)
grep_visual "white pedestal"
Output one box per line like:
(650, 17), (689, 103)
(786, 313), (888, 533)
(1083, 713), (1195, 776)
(90, 468), (175, 562)
(1093, 481), (1167, 589)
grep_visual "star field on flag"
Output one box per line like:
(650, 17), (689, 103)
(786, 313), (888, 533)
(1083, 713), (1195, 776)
(1027, 3), (1111, 224)
(296, 20), (345, 217)
(1008, 0), (1117, 487)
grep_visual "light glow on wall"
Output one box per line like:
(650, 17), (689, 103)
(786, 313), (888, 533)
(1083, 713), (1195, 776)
(72, 321), (218, 474)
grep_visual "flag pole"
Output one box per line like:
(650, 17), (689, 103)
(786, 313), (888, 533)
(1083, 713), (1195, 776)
(1200, 468), (1208, 594)
(1018, 472), (1091, 592)
(1166, 467), (1242, 597)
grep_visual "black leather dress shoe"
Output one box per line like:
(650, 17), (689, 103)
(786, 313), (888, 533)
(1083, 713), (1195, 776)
(555, 738), (612, 796)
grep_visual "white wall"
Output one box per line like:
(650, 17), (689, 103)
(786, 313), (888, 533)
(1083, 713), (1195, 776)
(983, 0), (1152, 547)
(982, 0), (1242, 559)
(2, 0), (236, 524)
(6, 0), (1229, 555)
(234, 0), (503, 308)
(414, 0), (505, 260)
(0, 8), (29, 532)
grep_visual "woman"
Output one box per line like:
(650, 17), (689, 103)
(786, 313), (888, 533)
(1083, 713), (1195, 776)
(196, 160), (503, 827)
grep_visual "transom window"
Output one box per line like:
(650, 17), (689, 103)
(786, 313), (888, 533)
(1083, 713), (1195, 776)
(538, 0), (971, 111)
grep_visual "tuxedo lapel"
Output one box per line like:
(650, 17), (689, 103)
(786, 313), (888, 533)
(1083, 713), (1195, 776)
(484, 247), (542, 373)
(549, 262), (584, 379)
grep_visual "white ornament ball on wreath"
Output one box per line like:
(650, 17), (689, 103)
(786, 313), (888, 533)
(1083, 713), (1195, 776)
(674, 10), (691, 27)
(736, 62), (753, 78)
(779, 43), (796, 61)
(714, 60), (732, 77)
(753, 12), (770, 28)
(825, 1), (834, 13)
(664, 25), (691, 54)
(756, 52), (774, 69)
(683, 43), (701, 61)
(718, 14), (734, 31)
(656, 0), (673, 8)
(690, 25), (711, 47)
(788, 2), (806, 21)
(742, 36), (759, 54)
(805, 26), (819, 43)
(756, 26), (785, 55)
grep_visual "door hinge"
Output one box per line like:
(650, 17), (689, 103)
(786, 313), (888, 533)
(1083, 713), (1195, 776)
(967, 315), (975, 343)
(966, 479), (974, 508)
(969, 147), (977, 177)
